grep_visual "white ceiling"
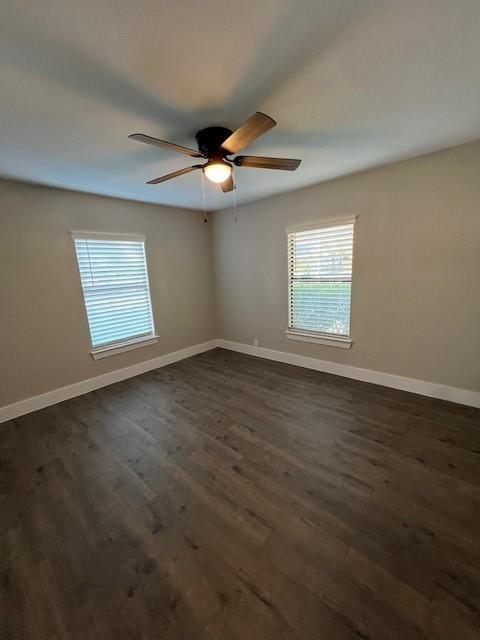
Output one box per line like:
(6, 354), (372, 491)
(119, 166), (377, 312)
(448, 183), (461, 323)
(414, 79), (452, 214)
(2, 0), (480, 211)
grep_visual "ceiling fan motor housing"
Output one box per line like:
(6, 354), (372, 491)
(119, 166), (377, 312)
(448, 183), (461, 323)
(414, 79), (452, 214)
(195, 127), (233, 157)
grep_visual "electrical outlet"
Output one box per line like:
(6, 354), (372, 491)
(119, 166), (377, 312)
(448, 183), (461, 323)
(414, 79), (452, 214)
(253, 338), (259, 347)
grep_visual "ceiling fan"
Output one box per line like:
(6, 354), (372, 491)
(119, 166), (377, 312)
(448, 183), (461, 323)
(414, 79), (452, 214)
(128, 112), (301, 192)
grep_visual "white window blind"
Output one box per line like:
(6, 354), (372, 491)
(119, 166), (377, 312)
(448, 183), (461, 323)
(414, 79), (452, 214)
(72, 234), (155, 349)
(288, 220), (355, 337)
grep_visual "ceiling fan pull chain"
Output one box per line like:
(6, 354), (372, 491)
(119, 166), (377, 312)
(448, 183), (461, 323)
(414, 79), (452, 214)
(233, 185), (237, 223)
(201, 171), (208, 223)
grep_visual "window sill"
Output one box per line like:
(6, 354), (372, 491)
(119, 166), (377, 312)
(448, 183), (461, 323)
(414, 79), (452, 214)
(91, 335), (159, 360)
(285, 330), (352, 349)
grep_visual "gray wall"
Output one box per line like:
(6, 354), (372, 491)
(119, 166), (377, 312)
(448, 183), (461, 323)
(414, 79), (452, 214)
(211, 140), (480, 392)
(0, 180), (215, 406)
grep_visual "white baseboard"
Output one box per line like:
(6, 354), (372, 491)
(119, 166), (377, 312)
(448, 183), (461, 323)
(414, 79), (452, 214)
(216, 339), (480, 409)
(0, 340), (218, 424)
(2, 338), (479, 423)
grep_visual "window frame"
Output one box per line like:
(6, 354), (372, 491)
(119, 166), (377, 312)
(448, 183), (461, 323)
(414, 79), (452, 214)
(285, 216), (356, 349)
(71, 230), (158, 359)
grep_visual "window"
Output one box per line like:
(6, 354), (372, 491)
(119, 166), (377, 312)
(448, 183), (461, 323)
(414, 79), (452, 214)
(72, 232), (156, 358)
(286, 218), (355, 348)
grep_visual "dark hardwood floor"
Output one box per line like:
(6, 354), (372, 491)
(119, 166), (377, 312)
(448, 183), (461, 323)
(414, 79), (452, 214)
(1, 348), (480, 639)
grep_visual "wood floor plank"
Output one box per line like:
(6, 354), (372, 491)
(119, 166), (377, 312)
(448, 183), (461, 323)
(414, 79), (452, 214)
(1, 348), (479, 639)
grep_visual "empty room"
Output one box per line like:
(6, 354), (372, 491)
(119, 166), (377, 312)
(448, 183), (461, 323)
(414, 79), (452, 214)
(1, 1), (480, 638)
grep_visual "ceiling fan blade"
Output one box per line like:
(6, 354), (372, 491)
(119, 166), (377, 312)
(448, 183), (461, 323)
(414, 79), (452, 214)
(233, 155), (301, 171)
(146, 165), (203, 185)
(129, 133), (204, 158)
(220, 174), (236, 193)
(220, 112), (276, 154)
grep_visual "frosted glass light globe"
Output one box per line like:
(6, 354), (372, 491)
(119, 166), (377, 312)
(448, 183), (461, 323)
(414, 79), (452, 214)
(204, 161), (232, 184)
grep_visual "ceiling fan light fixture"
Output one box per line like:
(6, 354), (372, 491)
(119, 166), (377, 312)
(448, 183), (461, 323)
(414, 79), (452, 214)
(203, 160), (232, 184)
(130, 112), (301, 190)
